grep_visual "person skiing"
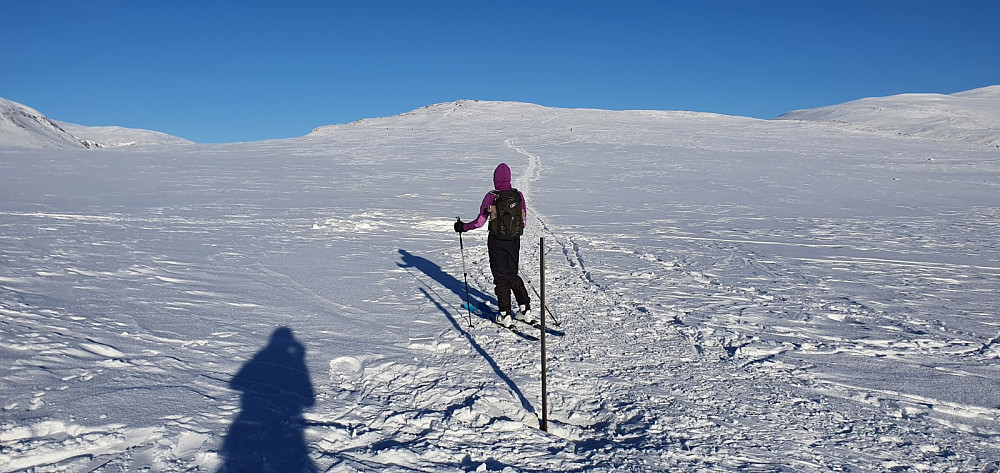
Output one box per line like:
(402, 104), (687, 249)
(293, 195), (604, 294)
(454, 163), (533, 327)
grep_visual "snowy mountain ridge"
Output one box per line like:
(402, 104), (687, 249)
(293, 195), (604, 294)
(776, 85), (1000, 147)
(6, 86), (998, 149)
(309, 99), (756, 138)
(0, 97), (192, 149)
(310, 100), (556, 135)
(0, 97), (101, 149)
(56, 121), (194, 147)
(309, 86), (1000, 147)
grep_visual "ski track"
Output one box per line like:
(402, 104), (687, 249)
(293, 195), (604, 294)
(2, 102), (1000, 471)
(494, 140), (1000, 470)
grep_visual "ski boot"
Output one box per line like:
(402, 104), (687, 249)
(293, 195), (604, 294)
(497, 310), (512, 328)
(518, 303), (535, 325)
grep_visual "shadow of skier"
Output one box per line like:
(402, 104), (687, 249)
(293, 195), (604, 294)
(218, 326), (317, 473)
(397, 248), (494, 317)
(397, 249), (535, 414)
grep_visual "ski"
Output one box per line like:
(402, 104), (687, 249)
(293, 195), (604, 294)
(492, 318), (539, 341)
(494, 303), (566, 337)
(513, 316), (565, 337)
(463, 302), (538, 341)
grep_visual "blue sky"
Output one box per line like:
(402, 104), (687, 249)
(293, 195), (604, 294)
(2, 0), (997, 143)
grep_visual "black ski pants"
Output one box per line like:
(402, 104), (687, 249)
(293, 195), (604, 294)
(487, 234), (530, 312)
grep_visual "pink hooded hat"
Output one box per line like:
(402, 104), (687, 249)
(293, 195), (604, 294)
(493, 163), (512, 191)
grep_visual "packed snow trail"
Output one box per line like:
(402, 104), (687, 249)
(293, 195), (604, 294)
(2, 100), (999, 471)
(435, 136), (999, 470)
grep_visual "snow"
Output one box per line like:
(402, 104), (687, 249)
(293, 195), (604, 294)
(776, 85), (1000, 147)
(56, 121), (193, 147)
(0, 98), (98, 149)
(0, 97), (191, 149)
(2, 90), (1000, 471)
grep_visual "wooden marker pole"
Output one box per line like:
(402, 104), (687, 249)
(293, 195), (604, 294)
(540, 237), (548, 432)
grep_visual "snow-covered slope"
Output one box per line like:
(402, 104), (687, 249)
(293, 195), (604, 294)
(0, 97), (191, 149)
(2, 99), (999, 471)
(776, 85), (1000, 147)
(0, 98), (101, 149)
(56, 121), (194, 147)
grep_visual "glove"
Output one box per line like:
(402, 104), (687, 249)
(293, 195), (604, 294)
(454, 220), (465, 232)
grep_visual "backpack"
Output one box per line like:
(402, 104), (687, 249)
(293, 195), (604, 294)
(489, 189), (524, 240)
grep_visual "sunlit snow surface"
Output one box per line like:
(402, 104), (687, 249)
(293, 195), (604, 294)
(2, 100), (999, 471)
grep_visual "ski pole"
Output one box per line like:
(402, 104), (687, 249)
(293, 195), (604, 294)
(522, 273), (561, 327)
(458, 217), (473, 327)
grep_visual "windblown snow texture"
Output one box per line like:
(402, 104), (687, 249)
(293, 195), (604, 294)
(1, 92), (999, 471)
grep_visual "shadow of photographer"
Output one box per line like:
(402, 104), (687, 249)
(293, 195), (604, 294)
(218, 326), (318, 472)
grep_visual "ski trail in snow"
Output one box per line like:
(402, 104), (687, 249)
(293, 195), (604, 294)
(505, 139), (632, 331)
(494, 138), (998, 470)
(506, 138), (593, 289)
(501, 139), (693, 445)
(505, 138), (539, 197)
